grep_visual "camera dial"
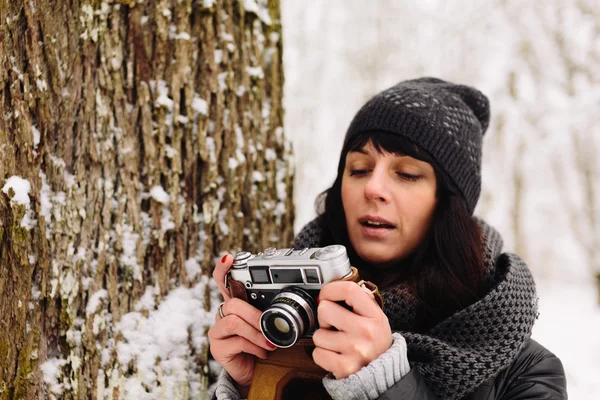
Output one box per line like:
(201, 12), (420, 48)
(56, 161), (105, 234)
(315, 245), (345, 261)
(232, 251), (252, 268)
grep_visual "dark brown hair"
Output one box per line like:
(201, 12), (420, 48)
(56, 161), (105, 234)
(316, 131), (486, 330)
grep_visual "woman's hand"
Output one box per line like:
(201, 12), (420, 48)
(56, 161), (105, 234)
(312, 281), (393, 380)
(208, 254), (276, 390)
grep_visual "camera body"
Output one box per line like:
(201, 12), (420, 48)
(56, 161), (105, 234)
(228, 245), (353, 348)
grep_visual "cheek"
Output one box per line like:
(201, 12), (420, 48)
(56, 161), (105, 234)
(340, 180), (354, 214)
(399, 188), (436, 224)
(413, 191), (437, 227)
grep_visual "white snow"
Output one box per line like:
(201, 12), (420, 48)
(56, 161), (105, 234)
(533, 281), (600, 399)
(155, 80), (174, 109)
(264, 148), (276, 161)
(214, 50), (223, 64)
(41, 358), (68, 396)
(218, 72), (228, 92)
(228, 157), (239, 170)
(192, 95), (208, 116)
(36, 78), (48, 91)
(252, 171), (265, 182)
(32, 125), (40, 149)
(174, 32), (191, 41)
(185, 259), (201, 280)
(246, 66), (264, 79)
(113, 278), (220, 398)
(244, 0), (272, 25)
(2, 176), (35, 229)
(160, 206), (175, 233)
(217, 209), (230, 235)
(86, 290), (108, 315)
(119, 224), (142, 280)
(2, 176), (31, 206)
(165, 145), (179, 158)
(150, 186), (170, 205)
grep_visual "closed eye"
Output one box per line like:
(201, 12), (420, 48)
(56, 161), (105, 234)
(398, 172), (421, 182)
(350, 169), (369, 176)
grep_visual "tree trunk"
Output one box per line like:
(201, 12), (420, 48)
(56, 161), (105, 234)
(0, 0), (293, 398)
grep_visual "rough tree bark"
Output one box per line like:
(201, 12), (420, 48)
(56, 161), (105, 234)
(0, 0), (294, 398)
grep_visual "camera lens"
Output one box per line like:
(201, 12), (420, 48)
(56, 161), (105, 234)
(273, 317), (291, 333)
(260, 287), (317, 348)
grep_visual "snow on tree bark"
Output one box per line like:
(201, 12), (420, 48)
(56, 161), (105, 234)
(0, 0), (293, 398)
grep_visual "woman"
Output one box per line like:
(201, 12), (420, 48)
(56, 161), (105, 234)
(208, 77), (568, 399)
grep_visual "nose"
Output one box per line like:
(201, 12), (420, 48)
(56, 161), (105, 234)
(364, 168), (389, 202)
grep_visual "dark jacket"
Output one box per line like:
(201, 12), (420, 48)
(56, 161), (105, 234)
(380, 339), (567, 399)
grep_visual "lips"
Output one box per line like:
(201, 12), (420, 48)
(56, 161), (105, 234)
(358, 215), (396, 229)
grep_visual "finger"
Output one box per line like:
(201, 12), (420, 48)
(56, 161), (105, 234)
(312, 328), (348, 354)
(221, 298), (264, 331)
(317, 299), (361, 332)
(211, 335), (268, 361)
(209, 314), (274, 351)
(212, 254), (233, 300)
(312, 347), (359, 380)
(319, 281), (381, 317)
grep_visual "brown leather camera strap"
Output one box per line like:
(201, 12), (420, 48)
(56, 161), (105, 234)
(358, 279), (384, 310)
(225, 271), (248, 302)
(341, 267), (384, 310)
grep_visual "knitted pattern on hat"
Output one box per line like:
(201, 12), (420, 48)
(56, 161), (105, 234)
(292, 217), (537, 400)
(344, 77), (490, 214)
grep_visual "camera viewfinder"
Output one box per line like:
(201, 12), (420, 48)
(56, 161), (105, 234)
(303, 268), (321, 284)
(250, 266), (271, 284)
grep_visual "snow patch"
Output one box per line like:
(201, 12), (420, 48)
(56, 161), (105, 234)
(244, 0), (272, 25)
(32, 125), (41, 149)
(2, 176), (31, 206)
(114, 278), (220, 398)
(150, 186), (170, 205)
(246, 66), (265, 79)
(192, 95), (208, 116)
(86, 290), (108, 315)
(2, 176), (35, 229)
(185, 259), (201, 280)
(154, 80), (174, 109)
(41, 358), (68, 396)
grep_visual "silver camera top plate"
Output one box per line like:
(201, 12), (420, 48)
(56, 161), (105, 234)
(229, 245), (352, 290)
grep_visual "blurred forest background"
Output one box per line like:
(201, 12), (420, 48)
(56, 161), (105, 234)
(282, 0), (599, 398)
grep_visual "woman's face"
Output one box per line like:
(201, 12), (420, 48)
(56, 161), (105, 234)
(341, 141), (438, 267)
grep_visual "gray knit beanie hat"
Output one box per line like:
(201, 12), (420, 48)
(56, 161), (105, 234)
(344, 77), (490, 214)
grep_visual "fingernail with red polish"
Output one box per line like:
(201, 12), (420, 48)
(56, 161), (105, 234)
(266, 340), (277, 349)
(221, 255), (228, 263)
(316, 295), (320, 304)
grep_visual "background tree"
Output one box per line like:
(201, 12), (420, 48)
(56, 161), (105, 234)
(0, 0), (293, 398)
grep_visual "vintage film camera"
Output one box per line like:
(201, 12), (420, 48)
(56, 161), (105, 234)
(225, 245), (384, 400)
(227, 245), (354, 348)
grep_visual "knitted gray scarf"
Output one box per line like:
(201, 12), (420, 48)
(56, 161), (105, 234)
(292, 217), (538, 400)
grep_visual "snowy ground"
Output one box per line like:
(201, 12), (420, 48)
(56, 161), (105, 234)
(534, 281), (600, 399)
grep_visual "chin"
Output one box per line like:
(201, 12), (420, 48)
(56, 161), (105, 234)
(356, 247), (404, 268)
